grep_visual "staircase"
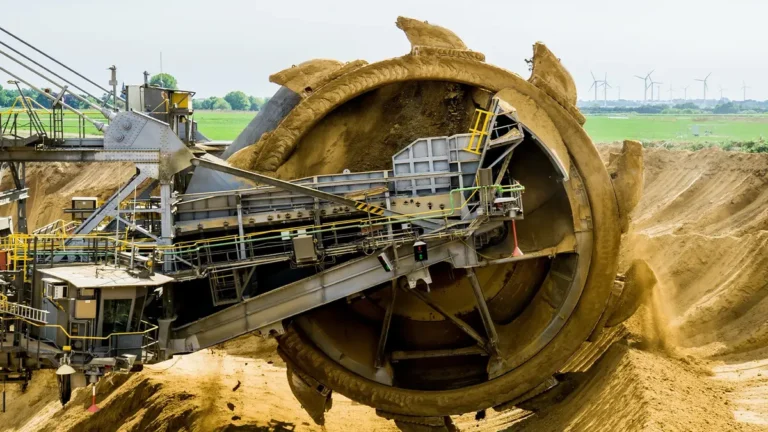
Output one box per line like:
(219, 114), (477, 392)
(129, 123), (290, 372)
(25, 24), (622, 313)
(71, 169), (151, 237)
(0, 294), (48, 323)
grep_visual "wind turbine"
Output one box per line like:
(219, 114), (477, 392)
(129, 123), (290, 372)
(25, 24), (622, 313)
(616, 85), (622, 101)
(588, 71), (604, 101)
(741, 81), (750, 101)
(695, 73), (711, 101)
(652, 80), (663, 101)
(668, 83), (674, 101)
(718, 85), (726, 100)
(602, 73), (611, 106)
(635, 70), (653, 102)
(683, 85), (690, 101)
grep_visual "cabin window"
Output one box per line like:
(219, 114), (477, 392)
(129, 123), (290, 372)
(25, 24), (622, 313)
(102, 299), (132, 336)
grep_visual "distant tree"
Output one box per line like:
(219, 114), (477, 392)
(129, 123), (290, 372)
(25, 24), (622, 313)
(0, 85), (7, 107)
(248, 95), (264, 111)
(713, 102), (738, 114)
(673, 102), (699, 110)
(210, 97), (231, 110)
(149, 73), (178, 90)
(193, 98), (211, 110)
(31, 90), (51, 109)
(62, 94), (83, 109)
(224, 91), (250, 111)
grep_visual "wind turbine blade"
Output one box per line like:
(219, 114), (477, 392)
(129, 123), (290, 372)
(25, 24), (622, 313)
(591, 71), (596, 81)
(588, 82), (595, 91)
(635, 75), (645, 80)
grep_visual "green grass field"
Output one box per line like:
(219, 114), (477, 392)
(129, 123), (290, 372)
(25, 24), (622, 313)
(583, 114), (768, 144)
(194, 111), (254, 140)
(4, 110), (766, 145)
(192, 111), (768, 145)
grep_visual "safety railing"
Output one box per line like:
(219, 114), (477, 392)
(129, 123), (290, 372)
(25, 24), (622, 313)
(0, 315), (159, 364)
(0, 108), (109, 145)
(0, 181), (525, 279)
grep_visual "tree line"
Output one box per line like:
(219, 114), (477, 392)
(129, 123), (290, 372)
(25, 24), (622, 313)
(581, 101), (768, 115)
(0, 73), (269, 112)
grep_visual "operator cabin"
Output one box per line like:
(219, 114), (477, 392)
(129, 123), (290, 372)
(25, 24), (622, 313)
(36, 265), (171, 354)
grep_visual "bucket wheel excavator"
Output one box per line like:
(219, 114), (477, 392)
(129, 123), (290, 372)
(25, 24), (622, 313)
(192, 17), (644, 431)
(0, 16), (644, 431)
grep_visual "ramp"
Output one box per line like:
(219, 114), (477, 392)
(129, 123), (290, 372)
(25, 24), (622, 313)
(172, 239), (474, 350)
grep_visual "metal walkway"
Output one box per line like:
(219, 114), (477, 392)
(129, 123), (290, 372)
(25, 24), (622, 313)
(173, 239), (474, 350)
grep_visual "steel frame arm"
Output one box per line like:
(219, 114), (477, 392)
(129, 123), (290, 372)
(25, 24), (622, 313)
(191, 156), (443, 231)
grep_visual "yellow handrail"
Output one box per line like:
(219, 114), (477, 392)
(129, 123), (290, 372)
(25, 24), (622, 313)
(0, 315), (158, 342)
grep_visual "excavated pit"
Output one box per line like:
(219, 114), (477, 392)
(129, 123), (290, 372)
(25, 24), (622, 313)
(2, 146), (768, 432)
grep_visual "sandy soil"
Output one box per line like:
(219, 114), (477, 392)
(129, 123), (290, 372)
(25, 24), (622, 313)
(0, 162), (134, 230)
(2, 146), (768, 431)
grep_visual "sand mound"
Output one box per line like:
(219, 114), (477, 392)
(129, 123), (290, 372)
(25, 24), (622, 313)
(505, 340), (759, 432)
(0, 370), (59, 432)
(0, 162), (134, 229)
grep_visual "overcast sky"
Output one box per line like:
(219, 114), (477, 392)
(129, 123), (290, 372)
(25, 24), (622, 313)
(1, 0), (766, 102)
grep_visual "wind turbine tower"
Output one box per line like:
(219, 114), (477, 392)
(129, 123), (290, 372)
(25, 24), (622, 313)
(741, 82), (750, 101)
(683, 85), (690, 101)
(635, 70), (654, 102)
(695, 73), (711, 101)
(588, 71), (604, 102)
(668, 83), (674, 101)
(602, 73), (611, 106)
(652, 80), (663, 101)
(719, 85), (726, 100)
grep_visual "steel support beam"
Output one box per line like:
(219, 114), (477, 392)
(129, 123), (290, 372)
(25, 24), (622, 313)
(401, 283), (489, 352)
(0, 150), (159, 163)
(0, 188), (28, 206)
(172, 240), (469, 349)
(467, 268), (499, 352)
(191, 157), (443, 231)
(374, 280), (397, 368)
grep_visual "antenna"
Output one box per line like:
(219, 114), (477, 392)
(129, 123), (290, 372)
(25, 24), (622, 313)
(159, 52), (164, 87)
(695, 72), (711, 101)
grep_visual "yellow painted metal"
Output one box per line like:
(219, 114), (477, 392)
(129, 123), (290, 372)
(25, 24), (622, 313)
(170, 91), (192, 110)
(0, 96), (51, 115)
(466, 108), (492, 154)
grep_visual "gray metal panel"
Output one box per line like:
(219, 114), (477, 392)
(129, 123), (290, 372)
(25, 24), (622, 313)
(391, 133), (478, 197)
(185, 87), (301, 194)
